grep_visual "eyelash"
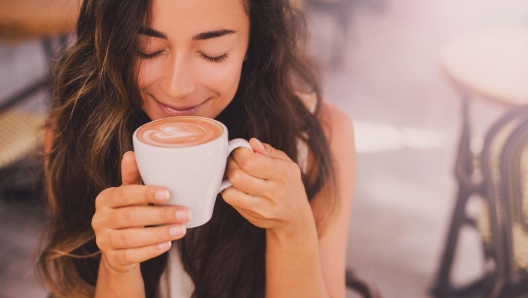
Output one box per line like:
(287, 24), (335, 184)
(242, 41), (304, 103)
(136, 50), (163, 59)
(136, 50), (228, 63)
(200, 53), (228, 63)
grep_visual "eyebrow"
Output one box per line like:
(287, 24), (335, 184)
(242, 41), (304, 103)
(138, 27), (236, 41)
(139, 27), (167, 39)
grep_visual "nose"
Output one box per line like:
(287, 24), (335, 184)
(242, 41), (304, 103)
(162, 56), (196, 100)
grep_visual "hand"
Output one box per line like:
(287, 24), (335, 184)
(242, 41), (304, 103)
(91, 152), (192, 274)
(221, 139), (313, 235)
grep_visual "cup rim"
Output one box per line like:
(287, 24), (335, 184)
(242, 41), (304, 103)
(133, 116), (227, 150)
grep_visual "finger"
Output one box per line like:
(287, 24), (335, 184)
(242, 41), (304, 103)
(226, 158), (269, 197)
(99, 185), (170, 209)
(221, 186), (263, 212)
(250, 138), (291, 161)
(249, 138), (267, 155)
(121, 151), (142, 185)
(109, 205), (192, 229)
(110, 224), (186, 249)
(112, 241), (172, 267)
(230, 148), (292, 180)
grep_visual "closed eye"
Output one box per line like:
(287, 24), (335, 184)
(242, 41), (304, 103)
(136, 51), (228, 63)
(136, 50), (163, 59)
(201, 53), (228, 63)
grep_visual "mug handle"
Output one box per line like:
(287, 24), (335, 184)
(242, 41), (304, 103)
(218, 138), (253, 193)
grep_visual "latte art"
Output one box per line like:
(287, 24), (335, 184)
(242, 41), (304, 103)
(137, 117), (223, 148)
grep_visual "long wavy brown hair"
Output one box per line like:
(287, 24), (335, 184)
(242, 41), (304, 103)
(37, 0), (337, 297)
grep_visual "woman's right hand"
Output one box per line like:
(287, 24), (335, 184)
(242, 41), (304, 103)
(91, 151), (191, 274)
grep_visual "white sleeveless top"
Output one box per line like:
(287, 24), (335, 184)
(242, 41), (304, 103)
(160, 246), (195, 298)
(162, 92), (317, 298)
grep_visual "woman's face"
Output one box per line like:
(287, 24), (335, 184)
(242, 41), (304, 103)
(137, 0), (250, 120)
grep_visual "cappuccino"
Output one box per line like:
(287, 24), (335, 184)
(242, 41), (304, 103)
(133, 116), (253, 228)
(137, 117), (223, 148)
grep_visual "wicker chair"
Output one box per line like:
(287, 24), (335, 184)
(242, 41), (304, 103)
(432, 104), (528, 298)
(0, 0), (77, 199)
(432, 29), (528, 298)
(489, 108), (528, 297)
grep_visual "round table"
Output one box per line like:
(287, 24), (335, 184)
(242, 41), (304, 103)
(440, 29), (528, 107)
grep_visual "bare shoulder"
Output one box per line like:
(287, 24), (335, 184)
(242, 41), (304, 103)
(309, 100), (355, 232)
(318, 100), (355, 160)
(312, 101), (355, 298)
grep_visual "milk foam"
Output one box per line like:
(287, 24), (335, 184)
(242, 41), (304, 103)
(138, 117), (223, 148)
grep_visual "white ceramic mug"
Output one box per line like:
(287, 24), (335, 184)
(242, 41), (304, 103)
(132, 116), (252, 228)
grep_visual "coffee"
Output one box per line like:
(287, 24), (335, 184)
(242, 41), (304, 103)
(137, 117), (223, 148)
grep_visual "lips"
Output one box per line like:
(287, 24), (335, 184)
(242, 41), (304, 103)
(156, 98), (209, 117)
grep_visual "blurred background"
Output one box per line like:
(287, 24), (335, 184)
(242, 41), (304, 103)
(2, 0), (528, 297)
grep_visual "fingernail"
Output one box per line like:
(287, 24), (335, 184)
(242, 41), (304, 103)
(255, 138), (265, 151)
(158, 241), (171, 250)
(170, 225), (186, 236)
(155, 190), (170, 201)
(176, 210), (192, 221)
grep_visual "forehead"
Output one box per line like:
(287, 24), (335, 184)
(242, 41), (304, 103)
(150, 0), (249, 38)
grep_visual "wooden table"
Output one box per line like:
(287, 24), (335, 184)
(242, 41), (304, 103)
(0, 0), (80, 41)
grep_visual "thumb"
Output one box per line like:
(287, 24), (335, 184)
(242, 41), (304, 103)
(249, 138), (291, 161)
(249, 138), (267, 155)
(121, 151), (143, 185)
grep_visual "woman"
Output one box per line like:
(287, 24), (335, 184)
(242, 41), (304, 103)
(38, 0), (355, 297)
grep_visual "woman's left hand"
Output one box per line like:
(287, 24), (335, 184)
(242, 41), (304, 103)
(221, 138), (314, 235)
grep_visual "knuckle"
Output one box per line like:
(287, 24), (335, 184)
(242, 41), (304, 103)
(222, 186), (232, 196)
(240, 158), (254, 172)
(91, 214), (101, 231)
(163, 207), (173, 222)
(269, 147), (281, 158)
(261, 188), (274, 200)
(145, 244), (159, 258)
(282, 162), (300, 179)
(123, 208), (138, 225)
(259, 206), (272, 219)
(92, 210), (110, 236)
(289, 163), (301, 176)
(232, 148), (243, 159)
(228, 169), (243, 185)
(221, 187), (234, 201)
(95, 235), (105, 250)
(157, 227), (168, 241)
(118, 231), (134, 248)
(109, 231), (120, 248)
(95, 188), (112, 208)
(119, 250), (134, 265)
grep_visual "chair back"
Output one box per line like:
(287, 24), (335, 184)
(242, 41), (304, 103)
(478, 104), (528, 285)
(498, 111), (528, 281)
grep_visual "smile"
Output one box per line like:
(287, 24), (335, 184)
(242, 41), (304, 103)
(156, 98), (209, 117)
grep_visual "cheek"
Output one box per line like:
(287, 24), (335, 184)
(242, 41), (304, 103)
(136, 61), (161, 118)
(197, 60), (243, 100)
(137, 60), (160, 89)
